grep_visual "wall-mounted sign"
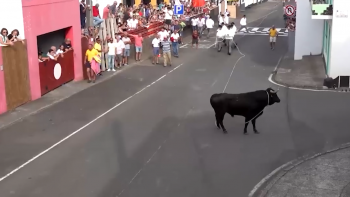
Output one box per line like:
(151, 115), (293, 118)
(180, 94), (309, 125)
(335, 9), (349, 18)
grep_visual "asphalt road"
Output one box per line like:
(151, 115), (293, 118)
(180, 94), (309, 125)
(1, 2), (350, 197)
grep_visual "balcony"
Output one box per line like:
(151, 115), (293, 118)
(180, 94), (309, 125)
(310, 0), (333, 19)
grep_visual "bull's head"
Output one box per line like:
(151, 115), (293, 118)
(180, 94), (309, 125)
(266, 88), (281, 105)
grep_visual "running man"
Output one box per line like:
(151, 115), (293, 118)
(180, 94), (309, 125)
(269, 25), (278, 50)
(237, 15), (249, 33)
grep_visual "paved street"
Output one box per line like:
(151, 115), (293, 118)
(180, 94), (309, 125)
(1, 2), (350, 197)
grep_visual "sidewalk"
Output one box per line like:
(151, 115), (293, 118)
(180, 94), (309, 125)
(254, 144), (350, 197)
(272, 55), (328, 89)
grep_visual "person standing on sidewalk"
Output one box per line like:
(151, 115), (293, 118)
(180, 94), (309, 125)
(269, 25), (278, 50)
(170, 30), (180, 57)
(205, 16), (214, 38)
(114, 36), (125, 68)
(122, 32), (131, 65)
(161, 36), (172, 67)
(237, 15), (250, 33)
(130, 33), (143, 61)
(152, 34), (160, 64)
(84, 43), (98, 83)
(106, 38), (116, 71)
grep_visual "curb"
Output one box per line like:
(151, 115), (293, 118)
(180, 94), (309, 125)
(249, 142), (350, 197)
(268, 54), (346, 93)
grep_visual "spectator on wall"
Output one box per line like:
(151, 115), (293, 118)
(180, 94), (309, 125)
(93, 3), (104, 27)
(80, 0), (89, 30)
(47, 49), (59, 60)
(63, 39), (72, 51)
(56, 44), (65, 55)
(0, 28), (13, 46)
(9, 29), (24, 43)
(103, 4), (110, 20)
(110, 1), (118, 17)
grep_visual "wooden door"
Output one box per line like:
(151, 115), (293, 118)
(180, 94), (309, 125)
(2, 41), (31, 110)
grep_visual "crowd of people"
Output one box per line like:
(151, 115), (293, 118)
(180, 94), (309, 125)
(79, 0), (217, 35)
(79, 0), (217, 82)
(38, 39), (73, 62)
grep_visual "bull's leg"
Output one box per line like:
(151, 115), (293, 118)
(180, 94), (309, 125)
(252, 112), (263, 134)
(217, 113), (227, 134)
(244, 121), (249, 135)
(215, 114), (221, 129)
(252, 119), (259, 134)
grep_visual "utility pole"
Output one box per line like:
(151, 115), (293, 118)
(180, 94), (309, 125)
(86, 0), (93, 27)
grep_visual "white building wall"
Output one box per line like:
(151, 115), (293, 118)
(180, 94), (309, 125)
(0, 0), (25, 39)
(294, 0), (323, 60)
(328, 0), (350, 78)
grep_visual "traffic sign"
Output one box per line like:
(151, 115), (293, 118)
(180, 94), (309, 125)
(174, 5), (184, 15)
(284, 5), (295, 16)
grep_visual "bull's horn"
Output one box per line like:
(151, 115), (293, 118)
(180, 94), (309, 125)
(270, 89), (278, 93)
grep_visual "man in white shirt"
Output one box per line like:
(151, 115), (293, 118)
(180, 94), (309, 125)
(158, 28), (169, 41)
(224, 14), (229, 25)
(238, 15), (250, 33)
(191, 16), (198, 31)
(170, 30), (180, 57)
(216, 25), (224, 52)
(130, 16), (138, 29)
(218, 14), (224, 26)
(226, 23), (237, 55)
(114, 36), (125, 68)
(221, 22), (228, 46)
(205, 16), (214, 38)
(197, 17), (205, 36)
(164, 6), (173, 29)
(106, 38), (116, 71)
(152, 34), (160, 64)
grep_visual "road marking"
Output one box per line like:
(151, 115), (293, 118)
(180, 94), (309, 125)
(0, 63), (185, 183)
(211, 79), (217, 87)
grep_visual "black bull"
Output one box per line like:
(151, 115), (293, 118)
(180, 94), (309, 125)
(210, 88), (280, 134)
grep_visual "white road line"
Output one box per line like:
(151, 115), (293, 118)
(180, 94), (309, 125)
(179, 44), (188, 48)
(0, 63), (184, 183)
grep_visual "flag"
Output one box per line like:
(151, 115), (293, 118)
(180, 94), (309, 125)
(192, 0), (205, 7)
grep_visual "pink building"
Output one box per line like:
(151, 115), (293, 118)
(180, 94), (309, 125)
(0, 0), (83, 114)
